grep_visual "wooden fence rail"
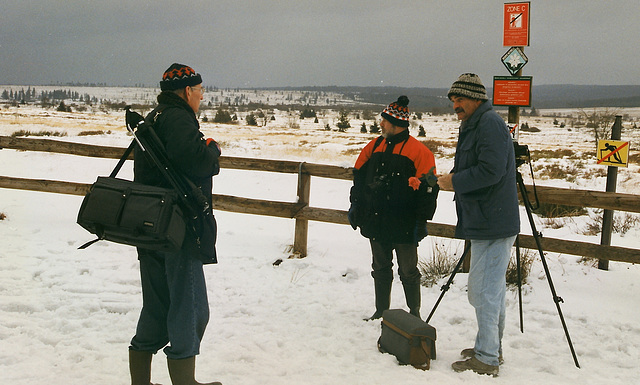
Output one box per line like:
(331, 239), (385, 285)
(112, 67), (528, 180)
(1, 135), (639, 264)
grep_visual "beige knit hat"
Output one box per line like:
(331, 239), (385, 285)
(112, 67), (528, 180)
(448, 73), (488, 101)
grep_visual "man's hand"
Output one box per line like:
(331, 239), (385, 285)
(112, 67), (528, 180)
(437, 173), (455, 191)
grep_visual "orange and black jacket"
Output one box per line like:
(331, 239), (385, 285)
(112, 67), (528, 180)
(350, 129), (437, 243)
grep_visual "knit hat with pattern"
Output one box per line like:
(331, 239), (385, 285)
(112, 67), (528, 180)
(381, 95), (410, 128)
(448, 73), (488, 101)
(160, 63), (202, 91)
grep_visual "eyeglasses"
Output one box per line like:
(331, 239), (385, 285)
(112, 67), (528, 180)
(190, 86), (204, 94)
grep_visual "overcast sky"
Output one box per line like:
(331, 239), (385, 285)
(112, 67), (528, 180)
(1, 1), (638, 89)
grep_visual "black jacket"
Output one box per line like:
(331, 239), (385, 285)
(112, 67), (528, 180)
(350, 130), (437, 243)
(134, 92), (221, 263)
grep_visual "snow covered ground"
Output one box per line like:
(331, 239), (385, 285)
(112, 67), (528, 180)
(1, 95), (639, 384)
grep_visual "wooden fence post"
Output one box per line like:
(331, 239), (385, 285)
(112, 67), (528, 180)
(599, 115), (623, 271)
(292, 163), (311, 258)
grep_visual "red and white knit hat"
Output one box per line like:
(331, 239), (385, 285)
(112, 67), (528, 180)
(160, 63), (202, 91)
(381, 96), (410, 128)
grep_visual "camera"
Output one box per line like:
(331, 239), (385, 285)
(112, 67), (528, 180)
(368, 174), (390, 192)
(513, 141), (530, 167)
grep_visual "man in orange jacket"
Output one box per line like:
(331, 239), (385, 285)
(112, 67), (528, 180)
(349, 96), (437, 320)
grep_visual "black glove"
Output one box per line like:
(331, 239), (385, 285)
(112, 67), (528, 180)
(413, 220), (428, 244)
(347, 204), (358, 230)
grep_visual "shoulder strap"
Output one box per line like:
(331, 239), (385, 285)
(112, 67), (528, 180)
(108, 140), (136, 178)
(372, 136), (385, 152)
(131, 107), (210, 216)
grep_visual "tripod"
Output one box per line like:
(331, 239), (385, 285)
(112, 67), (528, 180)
(425, 172), (581, 368)
(516, 170), (580, 368)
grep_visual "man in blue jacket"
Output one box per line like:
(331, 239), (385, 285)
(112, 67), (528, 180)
(437, 73), (520, 376)
(129, 63), (222, 385)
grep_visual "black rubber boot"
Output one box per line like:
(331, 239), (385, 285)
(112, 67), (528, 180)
(402, 282), (421, 319)
(365, 279), (392, 321)
(129, 349), (155, 385)
(167, 356), (222, 385)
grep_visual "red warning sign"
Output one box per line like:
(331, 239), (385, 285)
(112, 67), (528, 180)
(493, 76), (532, 107)
(503, 2), (530, 47)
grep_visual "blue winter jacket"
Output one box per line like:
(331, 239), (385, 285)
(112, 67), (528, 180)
(451, 101), (520, 240)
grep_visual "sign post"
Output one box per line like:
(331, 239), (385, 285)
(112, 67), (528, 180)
(598, 116), (625, 271)
(500, 2), (531, 141)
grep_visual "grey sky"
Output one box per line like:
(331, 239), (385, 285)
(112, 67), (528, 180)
(1, 1), (638, 88)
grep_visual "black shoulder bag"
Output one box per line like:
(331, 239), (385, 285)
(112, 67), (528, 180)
(77, 107), (216, 263)
(76, 140), (187, 252)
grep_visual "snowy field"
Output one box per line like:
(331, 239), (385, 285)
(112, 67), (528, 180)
(1, 90), (639, 384)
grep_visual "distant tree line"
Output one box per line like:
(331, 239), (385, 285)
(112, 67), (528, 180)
(1, 88), (99, 104)
(1, 87), (38, 102)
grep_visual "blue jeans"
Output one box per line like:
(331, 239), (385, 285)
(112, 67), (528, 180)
(129, 248), (210, 359)
(468, 236), (516, 366)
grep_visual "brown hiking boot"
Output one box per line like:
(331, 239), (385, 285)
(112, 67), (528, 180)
(452, 356), (499, 376)
(461, 347), (504, 365)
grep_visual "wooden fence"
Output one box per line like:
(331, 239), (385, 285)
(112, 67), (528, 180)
(1, 135), (639, 264)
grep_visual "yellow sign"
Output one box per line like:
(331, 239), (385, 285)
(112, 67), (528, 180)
(597, 140), (630, 167)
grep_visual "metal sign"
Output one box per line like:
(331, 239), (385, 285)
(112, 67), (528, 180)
(597, 140), (630, 167)
(501, 47), (528, 75)
(493, 76), (532, 107)
(503, 2), (530, 46)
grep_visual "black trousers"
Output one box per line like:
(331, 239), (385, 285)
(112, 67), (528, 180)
(369, 240), (421, 285)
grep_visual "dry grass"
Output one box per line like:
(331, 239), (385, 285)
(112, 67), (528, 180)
(418, 240), (463, 288)
(78, 130), (111, 136)
(11, 129), (67, 137)
(531, 149), (577, 159)
(581, 211), (640, 236)
(535, 163), (581, 182)
(506, 248), (535, 288)
(419, 139), (450, 155)
(534, 202), (587, 218)
(341, 148), (361, 157)
(418, 239), (535, 291)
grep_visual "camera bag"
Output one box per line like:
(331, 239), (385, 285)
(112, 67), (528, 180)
(77, 140), (186, 252)
(77, 175), (186, 251)
(378, 309), (437, 370)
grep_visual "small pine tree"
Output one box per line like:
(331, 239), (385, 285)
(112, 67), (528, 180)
(360, 122), (367, 133)
(418, 125), (426, 137)
(336, 110), (351, 132)
(300, 108), (317, 119)
(57, 101), (70, 112)
(214, 109), (232, 123)
(369, 120), (380, 134)
(246, 113), (258, 126)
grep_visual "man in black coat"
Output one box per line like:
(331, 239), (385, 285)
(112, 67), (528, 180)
(349, 96), (437, 321)
(129, 63), (222, 385)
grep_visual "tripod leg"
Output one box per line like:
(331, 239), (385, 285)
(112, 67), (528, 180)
(517, 172), (581, 368)
(516, 236), (524, 333)
(425, 243), (470, 324)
